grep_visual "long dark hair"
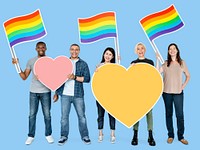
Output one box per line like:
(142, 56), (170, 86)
(100, 47), (116, 63)
(167, 43), (182, 67)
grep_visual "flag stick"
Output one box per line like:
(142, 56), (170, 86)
(114, 36), (120, 64)
(150, 41), (164, 64)
(10, 47), (21, 73)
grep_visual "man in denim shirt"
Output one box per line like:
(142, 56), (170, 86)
(54, 44), (91, 145)
(12, 42), (54, 145)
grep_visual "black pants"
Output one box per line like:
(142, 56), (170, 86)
(96, 101), (116, 130)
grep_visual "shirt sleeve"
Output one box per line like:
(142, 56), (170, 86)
(83, 63), (90, 83)
(26, 59), (31, 70)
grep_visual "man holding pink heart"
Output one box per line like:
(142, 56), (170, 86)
(54, 44), (91, 145)
(12, 42), (54, 145)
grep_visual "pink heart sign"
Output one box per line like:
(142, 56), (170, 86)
(34, 56), (73, 91)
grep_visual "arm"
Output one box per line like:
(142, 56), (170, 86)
(12, 58), (31, 80)
(181, 61), (190, 90)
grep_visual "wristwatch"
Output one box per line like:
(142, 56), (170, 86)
(74, 75), (77, 80)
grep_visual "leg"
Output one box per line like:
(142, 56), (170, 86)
(60, 95), (72, 138)
(73, 97), (89, 140)
(173, 92), (184, 141)
(162, 92), (174, 139)
(146, 109), (153, 131)
(108, 113), (116, 130)
(40, 92), (52, 136)
(28, 92), (40, 137)
(133, 121), (139, 131)
(96, 101), (105, 130)
(146, 110), (156, 146)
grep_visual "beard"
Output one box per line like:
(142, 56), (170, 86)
(38, 50), (45, 57)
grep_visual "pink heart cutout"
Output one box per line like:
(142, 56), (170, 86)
(34, 56), (73, 91)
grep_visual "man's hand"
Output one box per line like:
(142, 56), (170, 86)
(53, 94), (59, 102)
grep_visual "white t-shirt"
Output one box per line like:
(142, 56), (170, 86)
(62, 59), (78, 96)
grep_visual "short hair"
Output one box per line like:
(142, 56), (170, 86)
(70, 43), (80, 50)
(36, 41), (46, 47)
(134, 42), (146, 54)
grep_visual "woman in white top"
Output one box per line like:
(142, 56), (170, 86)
(95, 47), (116, 143)
(156, 43), (190, 145)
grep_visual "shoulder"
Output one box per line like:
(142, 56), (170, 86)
(145, 58), (154, 66)
(78, 58), (89, 67)
(130, 59), (137, 64)
(27, 57), (37, 64)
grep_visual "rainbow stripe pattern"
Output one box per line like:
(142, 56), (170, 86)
(78, 12), (117, 43)
(3, 9), (46, 47)
(140, 5), (184, 41)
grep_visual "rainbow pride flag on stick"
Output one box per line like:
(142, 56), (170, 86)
(3, 9), (47, 73)
(78, 12), (120, 64)
(140, 5), (184, 64)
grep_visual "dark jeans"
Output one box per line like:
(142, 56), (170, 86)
(162, 91), (184, 140)
(28, 92), (52, 137)
(96, 101), (116, 130)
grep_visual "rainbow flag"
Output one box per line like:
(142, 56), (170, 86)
(78, 12), (117, 43)
(3, 9), (46, 47)
(140, 5), (184, 41)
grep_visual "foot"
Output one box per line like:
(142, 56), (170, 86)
(131, 137), (138, 145)
(46, 135), (54, 144)
(25, 137), (34, 145)
(148, 137), (156, 146)
(110, 136), (116, 144)
(180, 139), (188, 145)
(98, 134), (103, 142)
(167, 137), (174, 144)
(83, 137), (91, 145)
(58, 136), (68, 146)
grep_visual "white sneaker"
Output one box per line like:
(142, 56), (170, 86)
(25, 137), (34, 145)
(46, 135), (54, 144)
(110, 136), (116, 144)
(98, 135), (103, 142)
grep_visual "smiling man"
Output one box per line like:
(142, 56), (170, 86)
(54, 43), (91, 145)
(12, 41), (54, 145)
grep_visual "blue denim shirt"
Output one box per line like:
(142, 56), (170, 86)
(56, 58), (90, 98)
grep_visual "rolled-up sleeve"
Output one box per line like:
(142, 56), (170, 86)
(83, 63), (90, 83)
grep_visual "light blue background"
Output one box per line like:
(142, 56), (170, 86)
(0, 0), (199, 150)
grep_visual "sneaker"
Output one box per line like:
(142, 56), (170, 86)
(110, 136), (116, 144)
(46, 135), (54, 144)
(58, 136), (68, 146)
(25, 137), (34, 145)
(98, 135), (103, 142)
(83, 138), (91, 145)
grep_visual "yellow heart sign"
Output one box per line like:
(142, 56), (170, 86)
(92, 63), (163, 128)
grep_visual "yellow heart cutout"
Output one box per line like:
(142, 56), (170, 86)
(92, 63), (163, 128)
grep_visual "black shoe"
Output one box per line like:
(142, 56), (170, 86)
(83, 138), (91, 145)
(131, 130), (138, 145)
(148, 130), (156, 146)
(131, 137), (138, 145)
(58, 136), (68, 146)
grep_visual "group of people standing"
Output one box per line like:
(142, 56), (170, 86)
(12, 41), (190, 146)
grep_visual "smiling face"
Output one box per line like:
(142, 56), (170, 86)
(135, 44), (146, 58)
(70, 45), (80, 59)
(36, 43), (46, 57)
(104, 50), (114, 63)
(168, 45), (178, 58)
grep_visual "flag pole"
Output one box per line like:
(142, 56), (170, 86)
(114, 36), (120, 64)
(10, 47), (21, 73)
(150, 41), (164, 64)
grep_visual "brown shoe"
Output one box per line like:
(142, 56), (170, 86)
(167, 138), (174, 144)
(180, 139), (188, 145)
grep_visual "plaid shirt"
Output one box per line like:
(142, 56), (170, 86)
(56, 58), (90, 98)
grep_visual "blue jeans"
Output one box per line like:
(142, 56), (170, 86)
(60, 95), (89, 139)
(162, 91), (184, 140)
(96, 101), (116, 130)
(28, 92), (52, 137)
